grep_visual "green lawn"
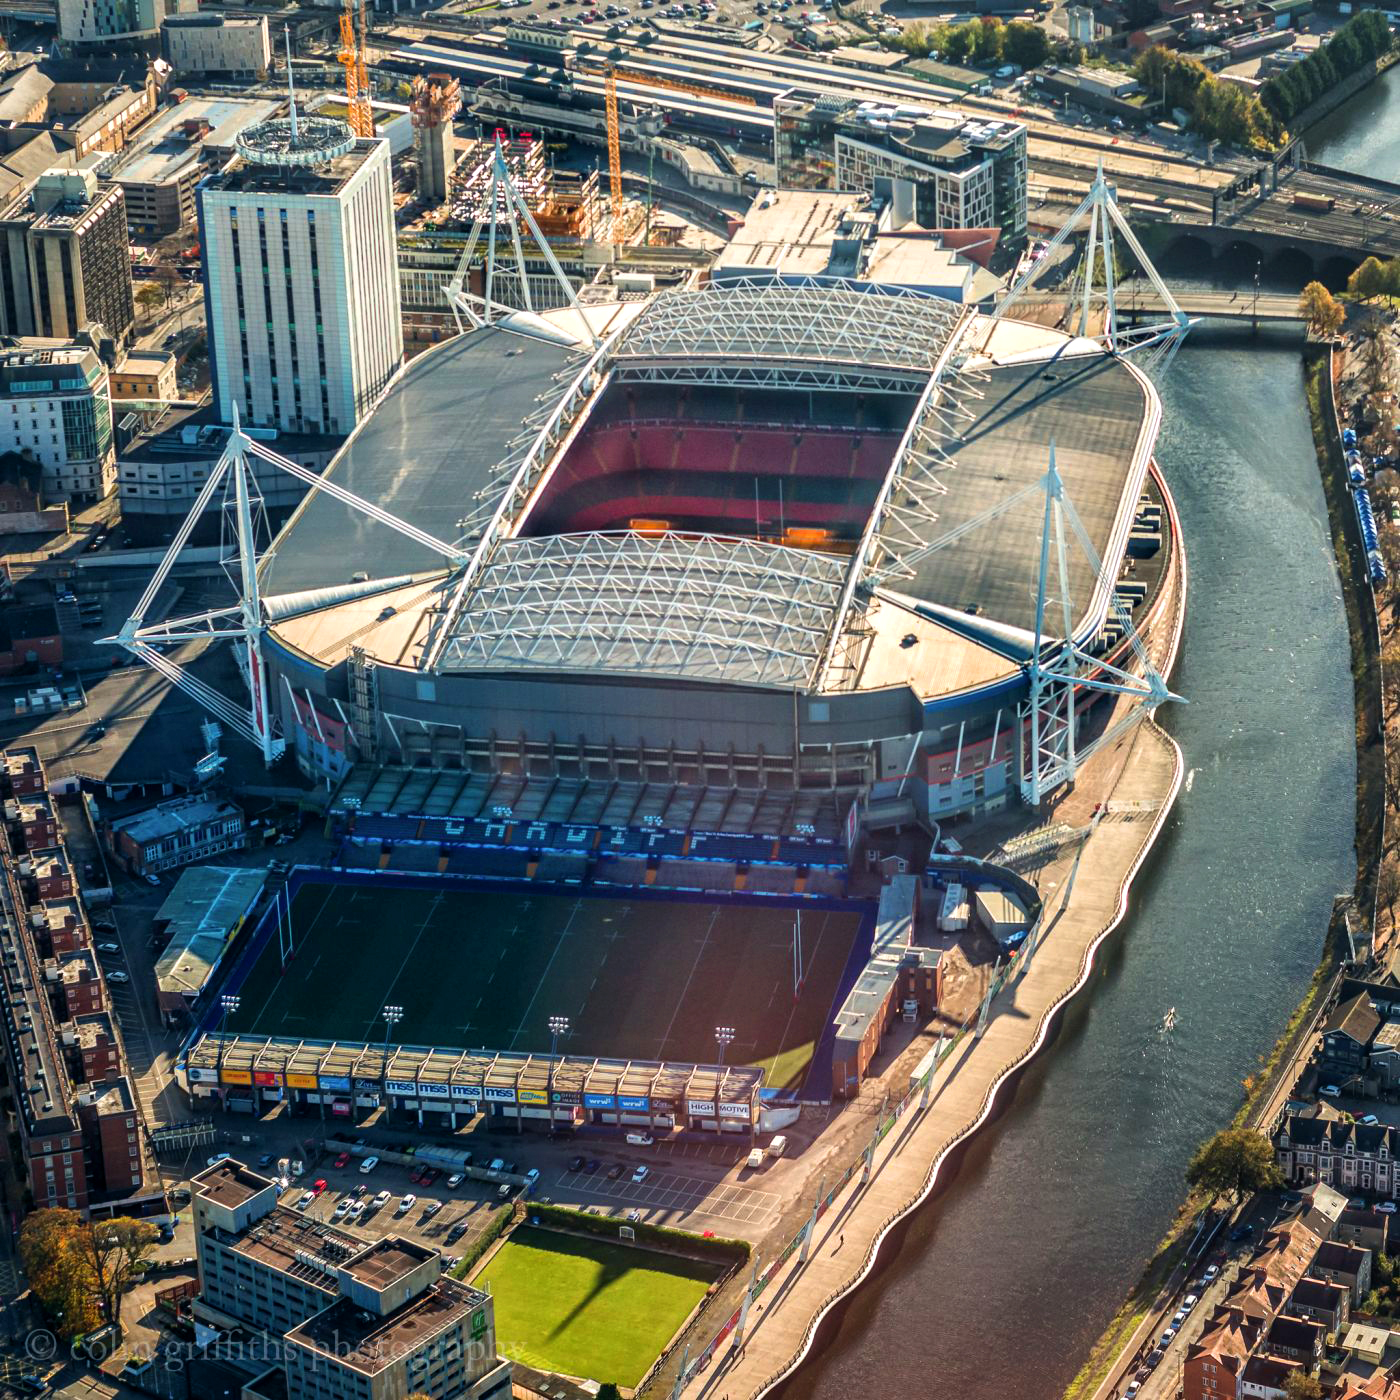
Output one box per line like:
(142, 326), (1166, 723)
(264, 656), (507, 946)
(477, 1226), (721, 1386)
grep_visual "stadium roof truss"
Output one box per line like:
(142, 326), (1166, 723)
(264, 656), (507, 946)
(610, 279), (965, 393)
(437, 531), (850, 689)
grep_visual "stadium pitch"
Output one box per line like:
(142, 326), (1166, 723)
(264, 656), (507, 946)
(479, 1224), (724, 1385)
(226, 876), (869, 1091)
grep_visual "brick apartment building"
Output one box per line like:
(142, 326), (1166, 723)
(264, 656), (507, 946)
(0, 743), (162, 1220)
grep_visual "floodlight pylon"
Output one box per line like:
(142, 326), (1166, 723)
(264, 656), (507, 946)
(103, 408), (470, 766)
(992, 162), (1194, 371)
(444, 134), (598, 348)
(1019, 445), (1183, 807)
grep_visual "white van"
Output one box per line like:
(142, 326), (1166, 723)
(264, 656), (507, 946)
(768, 1135), (788, 1157)
(625, 1132), (654, 1147)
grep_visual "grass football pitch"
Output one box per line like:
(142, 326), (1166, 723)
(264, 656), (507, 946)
(477, 1225), (723, 1385)
(227, 879), (866, 1089)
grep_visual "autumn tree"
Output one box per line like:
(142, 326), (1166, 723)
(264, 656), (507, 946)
(1283, 1372), (1323, 1400)
(74, 1217), (158, 1330)
(1299, 281), (1345, 339)
(134, 284), (164, 321)
(1349, 256), (1390, 303)
(1186, 1128), (1280, 1206)
(18, 1210), (102, 1339)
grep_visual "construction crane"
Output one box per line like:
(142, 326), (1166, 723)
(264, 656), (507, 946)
(605, 68), (623, 244)
(600, 61), (754, 245)
(338, 0), (374, 139)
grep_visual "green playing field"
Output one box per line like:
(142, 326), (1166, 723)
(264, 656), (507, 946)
(478, 1225), (724, 1385)
(227, 879), (865, 1088)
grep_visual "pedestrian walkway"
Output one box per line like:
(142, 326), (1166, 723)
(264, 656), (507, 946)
(682, 716), (1184, 1400)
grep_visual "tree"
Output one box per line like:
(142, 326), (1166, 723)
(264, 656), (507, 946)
(1283, 1373), (1323, 1400)
(73, 1217), (157, 1330)
(134, 284), (164, 321)
(1185, 1128), (1281, 1205)
(18, 1210), (102, 1339)
(1299, 281), (1345, 340)
(597, 1387), (622, 1400)
(1349, 256), (1390, 303)
(1003, 19), (1050, 69)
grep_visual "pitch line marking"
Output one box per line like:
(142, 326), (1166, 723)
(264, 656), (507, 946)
(248, 883), (337, 1031)
(507, 897), (586, 1052)
(366, 892), (446, 1038)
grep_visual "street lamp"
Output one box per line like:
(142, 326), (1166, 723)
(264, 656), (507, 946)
(381, 1004), (403, 1123)
(547, 1015), (569, 1133)
(715, 1026), (735, 1067)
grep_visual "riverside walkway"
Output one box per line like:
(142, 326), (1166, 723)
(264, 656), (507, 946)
(667, 498), (1189, 1400)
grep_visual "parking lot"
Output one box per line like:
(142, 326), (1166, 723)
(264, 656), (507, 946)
(551, 1165), (783, 1228)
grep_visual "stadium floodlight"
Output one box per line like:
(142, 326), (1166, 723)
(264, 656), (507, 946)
(216, 994), (241, 1091)
(547, 1015), (570, 1131)
(715, 1026), (736, 1067)
(380, 1004), (404, 1120)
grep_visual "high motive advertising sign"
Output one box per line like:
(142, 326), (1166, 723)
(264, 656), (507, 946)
(718, 1102), (750, 1120)
(686, 1099), (716, 1117)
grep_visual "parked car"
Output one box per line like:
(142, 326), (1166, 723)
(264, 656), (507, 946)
(607, 1163), (626, 1180)
(106, 970), (129, 984)
(144, 872), (161, 886)
(297, 1190), (315, 1210)
(311, 1179), (328, 1196)
(1172, 1308), (1187, 1326)
(206, 1152), (230, 1168)
(1158, 1326), (1176, 1348)
(423, 1201), (442, 1218)
(446, 1221), (469, 1244)
(333, 1152), (350, 1168)
(333, 1200), (352, 1219)
(1183, 1294), (1199, 1310)
(745, 1148), (765, 1169)
(360, 1157), (379, 1174)
(1320, 1084), (1342, 1097)
(632, 1165), (649, 1184)
(489, 1158), (505, 1172)
(396, 1194), (416, 1214)
(292, 1160), (305, 1178)
(372, 1189), (391, 1207)
(524, 1168), (540, 1190)
(1203, 1264), (1219, 1281)
(446, 1173), (464, 1189)
(96, 942), (120, 955)
(1360, 1114), (1380, 1126)
(497, 1182), (513, 1200)
(568, 1156), (585, 1171)
(257, 1153), (274, 1167)
(1380, 1202), (1398, 1214)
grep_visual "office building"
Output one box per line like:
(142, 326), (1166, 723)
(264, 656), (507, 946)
(112, 95), (281, 239)
(105, 793), (246, 877)
(198, 112), (402, 435)
(162, 14), (272, 81)
(713, 187), (977, 301)
(0, 170), (136, 350)
(192, 1159), (513, 1400)
(774, 91), (1027, 243)
(58, 0), (194, 46)
(0, 342), (114, 503)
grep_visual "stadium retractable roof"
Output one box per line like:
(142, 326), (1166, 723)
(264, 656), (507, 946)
(438, 531), (849, 689)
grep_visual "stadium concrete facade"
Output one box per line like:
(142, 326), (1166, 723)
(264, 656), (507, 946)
(254, 279), (1168, 826)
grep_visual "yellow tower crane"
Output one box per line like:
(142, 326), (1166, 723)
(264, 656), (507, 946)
(338, 0), (374, 139)
(599, 62), (754, 245)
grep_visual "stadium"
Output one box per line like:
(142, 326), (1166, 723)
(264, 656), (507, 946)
(244, 276), (1169, 826)
(166, 249), (1181, 1126)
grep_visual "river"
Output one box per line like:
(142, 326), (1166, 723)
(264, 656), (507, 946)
(1306, 60), (1400, 184)
(780, 341), (1358, 1400)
